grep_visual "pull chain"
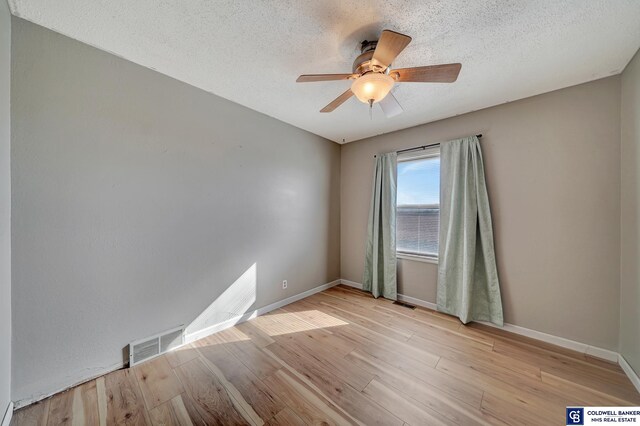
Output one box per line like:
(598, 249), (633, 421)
(368, 99), (373, 120)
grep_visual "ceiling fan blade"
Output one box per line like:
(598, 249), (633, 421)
(297, 74), (354, 82)
(371, 30), (412, 69)
(320, 89), (353, 113)
(379, 92), (403, 118)
(391, 63), (462, 83)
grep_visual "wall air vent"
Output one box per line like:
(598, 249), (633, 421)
(393, 300), (416, 310)
(129, 325), (184, 366)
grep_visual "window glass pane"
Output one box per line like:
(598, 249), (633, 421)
(397, 156), (440, 257)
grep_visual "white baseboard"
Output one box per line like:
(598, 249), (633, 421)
(184, 279), (341, 344)
(477, 320), (619, 363)
(397, 293), (438, 311)
(14, 278), (342, 410)
(339, 279), (619, 363)
(340, 279), (363, 290)
(1, 401), (13, 426)
(619, 354), (640, 394)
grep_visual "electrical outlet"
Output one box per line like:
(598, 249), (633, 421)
(282, 280), (287, 289)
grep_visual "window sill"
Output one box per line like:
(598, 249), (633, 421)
(397, 253), (439, 265)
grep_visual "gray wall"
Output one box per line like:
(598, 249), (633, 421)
(0, 0), (11, 419)
(621, 48), (640, 374)
(341, 76), (621, 351)
(11, 18), (340, 404)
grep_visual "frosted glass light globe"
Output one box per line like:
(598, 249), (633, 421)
(351, 73), (395, 104)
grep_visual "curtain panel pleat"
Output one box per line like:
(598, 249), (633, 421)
(363, 152), (398, 300)
(437, 136), (504, 325)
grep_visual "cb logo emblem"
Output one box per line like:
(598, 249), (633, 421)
(566, 407), (584, 425)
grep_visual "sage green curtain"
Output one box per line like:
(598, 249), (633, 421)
(437, 136), (504, 325)
(363, 152), (398, 300)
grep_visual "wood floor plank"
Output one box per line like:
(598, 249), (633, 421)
(362, 379), (449, 425)
(174, 357), (251, 425)
(456, 323), (498, 345)
(346, 349), (483, 411)
(11, 399), (50, 426)
(307, 293), (399, 328)
(96, 377), (107, 426)
(408, 322), (494, 353)
(266, 341), (403, 426)
(165, 344), (201, 369)
(330, 323), (440, 369)
(196, 339), (285, 422)
(491, 339), (640, 402)
(269, 307), (333, 334)
(436, 357), (566, 417)
(469, 322), (628, 374)
(369, 304), (495, 350)
(310, 293), (414, 340)
(134, 355), (185, 410)
(481, 392), (549, 426)
(279, 301), (357, 355)
(224, 338), (283, 381)
(264, 407), (306, 426)
(323, 286), (387, 308)
(277, 319), (354, 358)
(46, 389), (73, 425)
(72, 380), (99, 426)
(272, 331), (375, 392)
(322, 289), (469, 346)
(44, 380), (99, 426)
(326, 285), (373, 300)
(365, 295), (460, 327)
(540, 370), (638, 406)
(261, 369), (355, 426)
(235, 321), (276, 348)
(148, 394), (194, 426)
(413, 332), (540, 383)
(299, 298), (420, 355)
(492, 337), (629, 381)
(371, 304), (461, 331)
(350, 353), (503, 425)
(409, 332), (541, 380)
(104, 369), (151, 425)
(470, 322), (600, 358)
(250, 309), (333, 339)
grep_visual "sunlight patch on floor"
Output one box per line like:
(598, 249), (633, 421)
(251, 311), (348, 336)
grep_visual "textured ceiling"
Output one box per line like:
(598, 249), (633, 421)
(9, 0), (640, 143)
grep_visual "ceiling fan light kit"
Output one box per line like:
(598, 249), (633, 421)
(296, 29), (462, 118)
(350, 72), (395, 104)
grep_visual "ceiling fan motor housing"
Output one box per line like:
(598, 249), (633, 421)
(353, 39), (388, 75)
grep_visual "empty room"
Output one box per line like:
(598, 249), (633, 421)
(1, 1), (640, 425)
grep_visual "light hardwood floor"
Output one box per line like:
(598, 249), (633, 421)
(11, 285), (640, 425)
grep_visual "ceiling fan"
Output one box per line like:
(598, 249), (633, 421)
(296, 30), (461, 117)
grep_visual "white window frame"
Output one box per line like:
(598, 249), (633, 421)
(396, 147), (440, 264)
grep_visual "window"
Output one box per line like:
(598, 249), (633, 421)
(396, 150), (440, 260)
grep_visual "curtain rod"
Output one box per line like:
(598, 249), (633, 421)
(374, 134), (482, 158)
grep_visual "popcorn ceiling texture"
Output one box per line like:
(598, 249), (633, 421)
(7, 0), (640, 143)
